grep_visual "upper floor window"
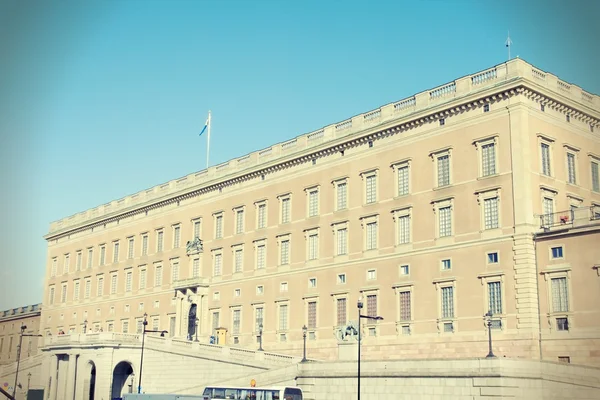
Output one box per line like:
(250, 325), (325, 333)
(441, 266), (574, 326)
(551, 277), (569, 313)
(306, 229), (319, 260)
(538, 135), (555, 177)
(255, 240), (266, 270)
(213, 251), (223, 276)
(99, 245), (106, 266)
(279, 236), (290, 265)
(173, 225), (181, 248)
(214, 212), (224, 239)
(256, 202), (267, 229)
(75, 251), (82, 271)
(430, 148), (452, 187)
(87, 248), (93, 269)
(193, 219), (201, 239)
(392, 160), (411, 196)
(307, 188), (319, 217)
(63, 254), (70, 274)
(279, 194), (291, 224)
(591, 158), (600, 192)
(127, 238), (134, 259)
(364, 172), (377, 204)
(141, 234), (149, 256)
(333, 179), (348, 211)
(566, 152), (577, 184)
(393, 207), (412, 245)
(113, 241), (120, 263)
(433, 198), (454, 238)
(234, 246), (244, 273)
(156, 229), (164, 252)
(51, 257), (57, 277)
(235, 207), (245, 234)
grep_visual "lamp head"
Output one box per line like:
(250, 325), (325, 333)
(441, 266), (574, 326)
(357, 295), (364, 309)
(302, 325), (307, 334)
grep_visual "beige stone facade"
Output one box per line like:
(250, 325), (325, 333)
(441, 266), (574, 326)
(0, 304), (41, 365)
(38, 56), (600, 399)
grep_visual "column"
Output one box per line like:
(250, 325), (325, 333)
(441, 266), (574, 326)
(174, 291), (183, 337)
(64, 353), (78, 400)
(45, 354), (58, 400)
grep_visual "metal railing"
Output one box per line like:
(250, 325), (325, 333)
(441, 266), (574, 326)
(539, 205), (600, 230)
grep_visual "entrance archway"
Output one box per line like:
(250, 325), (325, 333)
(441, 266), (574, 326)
(111, 361), (134, 399)
(84, 361), (96, 400)
(188, 303), (197, 340)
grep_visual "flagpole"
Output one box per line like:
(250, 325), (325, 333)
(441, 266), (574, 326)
(206, 110), (212, 169)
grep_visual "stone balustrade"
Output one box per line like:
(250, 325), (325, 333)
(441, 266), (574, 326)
(43, 332), (140, 347)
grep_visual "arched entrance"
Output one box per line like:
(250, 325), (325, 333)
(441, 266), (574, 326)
(111, 361), (134, 399)
(188, 303), (197, 340)
(84, 361), (96, 400)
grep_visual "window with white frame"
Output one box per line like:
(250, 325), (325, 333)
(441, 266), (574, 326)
(63, 254), (70, 274)
(152, 317), (159, 331)
(279, 194), (291, 224)
(487, 252), (499, 264)
(280, 281), (288, 292)
(113, 241), (119, 263)
(214, 212), (224, 239)
(48, 286), (55, 304)
(551, 277), (569, 313)
(213, 251), (222, 276)
(479, 272), (505, 329)
(361, 214), (378, 251)
(433, 198), (454, 238)
(87, 248), (93, 269)
(399, 264), (410, 276)
(336, 297), (347, 326)
(256, 285), (264, 295)
(256, 201), (267, 229)
(234, 288), (240, 297)
(213, 291), (220, 301)
(550, 246), (564, 259)
(473, 136), (498, 177)
(591, 157), (600, 192)
(125, 270), (132, 292)
(393, 207), (411, 245)
(154, 264), (162, 286)
(234, 207), (245, 234)
(76, 251), (82, 271)
(430, 148), (452, 187)
(367, 269), (376, 280)
(73, 280), (80, 301)
(278, 303), (289, 331)
(99, 245), (106, 266)
(97, 275), (104, 297)
(122, 320), (129, 333)
(441, 286), (454, 319)
(278, 235), (290, 265)
(487, 281), (502, 315)
(51, 257), (57, 277)
(483, 197), (499, 229)
(398, 290), (411, 321)
(233, 246), (244, 273)
(61, 283), (67, 303)
(192, 219), (201, 239)
(139, 267), (147, 289)
(211, 311), (220, 335)
(141, 234), (149, 256)
(565, 151), (577, 184)
(308, 277), (317, 288)
(173, 225), (181, 248)
(361, 170), (378, 204)
(366, 293), (378, 317)
(333, 179), (348, 211)
(254, 240), (266, 269)
(305, 229), (319, 260)
(84, 279), (91, 299)
(337, 273), (346, 284)
(307, 301), (317, 329)
(156, 229), (164, 252)
(542, 269), (571, 332)
(392, 160), (411, 196)
(538, 135), (554, 176)
(307, 187), (319, 217)
(171, 259), (179, 282)
(441, 259), (452, 270)
(192, 257), (200, 278)
(127, 238), (134, 259)
(255, 306), (264, 331)
(541, 191), (555, 227)
(110, 273), (117, 294)
(332, 221), (348, 256)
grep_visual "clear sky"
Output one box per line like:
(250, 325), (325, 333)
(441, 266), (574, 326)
(0, 0), (598, 310)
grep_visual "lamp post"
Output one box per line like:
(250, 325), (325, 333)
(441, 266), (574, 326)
(301, 325), (308, 362)
(137, 313), (168, 394)
(194, 318), (199, 342)
(484, 310), (496, 358)
(13, 325), (42, 399)
(27, 372), (32, 395)
(257, 324), (264, 352)
(357, 295), (383, 400)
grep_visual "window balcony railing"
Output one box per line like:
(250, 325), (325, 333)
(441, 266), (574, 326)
(539, 205), (600, 230)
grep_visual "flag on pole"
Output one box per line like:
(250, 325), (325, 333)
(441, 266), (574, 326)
(199, 116), (209, 137)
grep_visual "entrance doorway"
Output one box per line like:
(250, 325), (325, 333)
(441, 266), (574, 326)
(111, 361), (133, 399)
(188, 303), (197, 340)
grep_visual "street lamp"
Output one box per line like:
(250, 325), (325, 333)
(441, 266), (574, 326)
(301, 325), (308, 362)
(257, 324), (264, 352)
(357, 295), (383, 400)
(13, 325), (42, 399)
(194, 318), (199, 342)
(484, 310), (496, 358)
(137, 313), (168, 394)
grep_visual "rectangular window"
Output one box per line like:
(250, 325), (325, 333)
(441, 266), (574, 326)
(128, 238), (134, 259)
(99, 245), (106, 266)
(255, 307), (264, 331)
(157, 230), (164, 252)
(76, 252), (82, 271)
(308, 234), (318, 260)
(193, 220), (201, 239)
(308, 190), (319, 217)
(171, 260), (179, 282)
(592, 161), (600, 192)
(487, 252), (499, 264)
(281, 198), (291, 223)
(113, 242), (119, 263)
(280, 240), (290, 265)
(173, 226), (181, 248)
(280, 282), (288, 292)
(142, 234), (148, 256)
(541, 143), (551, 176)
(125, 271), (132, 292)
(155, 265), (162, 286)
(84, 280), (91, 299)
(484, 197), (499, 229)
(232, 309), (241, 334)
(234, 249), (243, 273)
(441, 287), (454, 319)
(400, 265), (409, 275)
(337, 273), (346, 284)
(366, 222), (377, 250)
(152, 318), (159, 331)
(337, 182), (347, 210)
(97, 277), (104, 297)
(567, 153), (576, 184)
(438, 206), (452, 237)
(308, 277), (317, 288)
(215, 215), (223, 239)
(365, 175), (377, 204)
(556, 317), (569, 331)
(551, 246), (563, 259)
(256, 245), (266, 269)
(308, 301), (317, 329)
(192, 258), (200, 278)
(214, 254), (222, 276)
(397, 165), (409, 196)
(110, 274), (117, 294)
(441, 259), (452, 270)
(122, 320), (129, 333)
(64, 254), (70, 274)
(334, 227), (347, 256)
(366, 294), (377, 317)
(551, 277), (569, 312)
(336, 298), (347, 326)
(256, 285), (264, 295)
(367, 269), (376, 280)
(139, 269), (146, 289)
(437, 155), (450, 186)
(543, 197), (554, 227)
(61, 284), (67, 303)
(212, 312), (220, 335)
(87, 249), (93, 269)
(279, 304), (288, 330)
(73, 281), (80, 301)
(397, 215), (410, 244)
(399, 291), (411, 321)
(49, 287), (55, 304)
(481, 143), (496, 176)
(257, 204), (267, 229)
(236, 209), (244, 234)
(488, 281), (502, 314)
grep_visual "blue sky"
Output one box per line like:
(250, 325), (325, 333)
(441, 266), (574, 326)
(0, 0), (598, 310)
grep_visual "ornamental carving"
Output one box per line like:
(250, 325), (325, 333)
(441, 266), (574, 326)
(186, 237), (203, 256)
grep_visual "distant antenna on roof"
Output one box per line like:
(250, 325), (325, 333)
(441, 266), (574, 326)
(505, 31), (513, 60)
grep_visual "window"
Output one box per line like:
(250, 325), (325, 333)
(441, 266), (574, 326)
(399, 291), (411, 321)
(551, 277), (569, 312)
(556, 317), (569, 331)
(333, 222), (348, 256)
(63, 254), (70, 274)
(193, 219), (201, 239)
(48, 286), (55, 304)
(367, 269), (376, 280)
(438, 206), (452, 237)
(441, 287), (454, 318)
(125, 271), (132, 292)
(156, 230), (164, 252)
(441, 259), (452, 270)
(215, 213), (223, 239)
(439, 118), (445, 126)
(50, 257), (57, 277)
(591, 160), (600, 192)
(122, 320), (129, 334)
(234, 288), (241, 297)
(76, 252), (82, 271)
(304, 188), (318, 218)
(139, 268), (147, 289)
(558, 356), (570, 364)
(337, 273), (346, 284)
(437, 154), (450, 187)
(173, 225), (181, 248)
(255, 307), (264, 331)
(155, 265), (163, 286)
(128, 238), (134, 259)
(257, 202), (267, 229)
(110, 274), (117, 294)
(87, 248), (93, 269)
(171, 260), (179, 282)
(366, 294), (377, 317)
(336, 298), (347, 326)
(365, 174), (377, 204)
(551, 246), (564, 259)
(541, 142), (551, 176)
(213, 291), (220, 301)
(256, 285), (264, 295)
(141, 234), (149, 256)
(542, 196), (554, 227)
(481, 142), (496, 177)
(192, 258), (200, 278)
(138, 302), (144, 311)
(97, 276), (104, 297)
(280, 195), (291, 224)
(99, 245), (106, 266)
(308, 233), (318, 260)
(279, 304), (289, 331)
(483, 103), (490, 112)
(399, 265), (409, 275)
(335, 180), (348, 210)
(487, 252), (499, 264)
(213, 253), (222, 276)
(124, 304), (130, 312)
(488, 281), (502, 315)
(280, 282), (288, 292)
(73, 281), (80, 301)
(256, 243), (266, 269)
(84, 280), (91, 299)
(366, 221), (378, 250)
(307, 301), (317, 329)
(567, 152), (577, 184)
(212, 312), (220, 335)
(393, 207), (411, 245)
(234, 248), (243, 273)
(308, 278), (317, 288)
(483, 197), (499, 229)
(235, 208), (244, 234)
(280, 239), (290, 265)
(113, 242), (119, 263)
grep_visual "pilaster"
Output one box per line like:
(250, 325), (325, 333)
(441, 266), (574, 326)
(64, 353), (78, 400)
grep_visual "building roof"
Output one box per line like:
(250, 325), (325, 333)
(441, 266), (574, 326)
(0, 303), (42, 321)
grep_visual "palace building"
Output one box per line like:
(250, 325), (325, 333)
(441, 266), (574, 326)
(14, 57), (600, 399)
